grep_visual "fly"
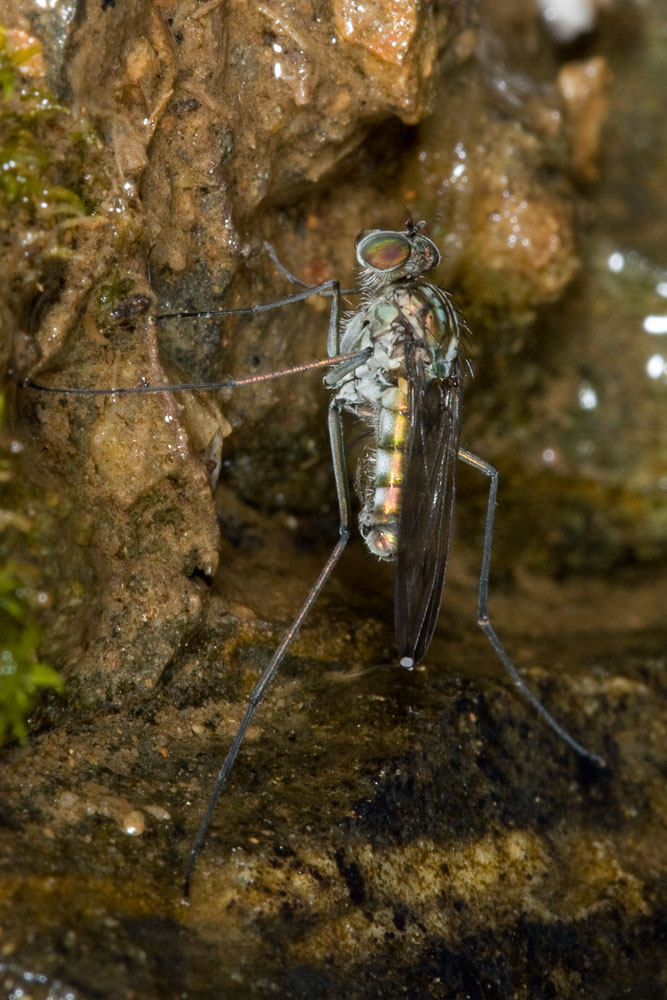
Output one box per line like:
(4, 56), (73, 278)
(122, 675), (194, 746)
(25, 220), (606, 899)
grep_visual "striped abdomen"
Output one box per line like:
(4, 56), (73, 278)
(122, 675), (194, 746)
(359, 381), (408, 559)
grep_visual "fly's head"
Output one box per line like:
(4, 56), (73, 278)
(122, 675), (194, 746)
(355, 223), (441, 291)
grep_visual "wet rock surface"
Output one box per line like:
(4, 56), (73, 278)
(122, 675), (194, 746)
(1, 564), (666, 998)
(0, 0), (666, 997)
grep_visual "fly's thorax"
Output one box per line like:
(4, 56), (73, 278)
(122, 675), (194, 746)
(337, 297), (397, 356)
(335, 282), (460, 383)
(328, 299), (405, 414)
(392, 284), (461, 377)
(358, 379), (409, 561)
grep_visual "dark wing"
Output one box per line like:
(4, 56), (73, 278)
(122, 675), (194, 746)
(394, 347), (463, 666)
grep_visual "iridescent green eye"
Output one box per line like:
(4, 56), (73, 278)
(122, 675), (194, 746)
(356, 231), (411, 272)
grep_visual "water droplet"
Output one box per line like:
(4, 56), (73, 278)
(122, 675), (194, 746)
(123, 810), (146, 836)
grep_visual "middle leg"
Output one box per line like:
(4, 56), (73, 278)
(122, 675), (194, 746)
(183, 398), (353, 897)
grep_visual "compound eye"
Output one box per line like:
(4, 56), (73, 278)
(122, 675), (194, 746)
(356, 231), (411, 272)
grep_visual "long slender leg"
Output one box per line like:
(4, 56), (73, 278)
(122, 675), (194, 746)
(263, 241), (358, 300)
(24, 348), (371, 397)
(264, 241), (318, 290)
(457, 447), (605, 768)
(25, 258), (351, 397)
(23, 273), (374, 397)
(183, 399), (352, 899)
(156, 277), (340, 322)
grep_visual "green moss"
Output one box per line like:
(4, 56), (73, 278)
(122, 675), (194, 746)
(0, 564), (63, 744)
(97, 271), (135, 323)
(0, 393), (63, 744)
(0, 26), (84, 219)
(0, 26), (42, 101)
(0, 22), (107, 305)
